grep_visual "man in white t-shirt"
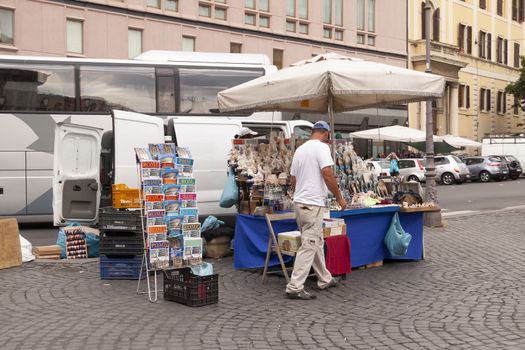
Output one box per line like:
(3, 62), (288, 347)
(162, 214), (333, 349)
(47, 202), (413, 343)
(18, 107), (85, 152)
(285, 121), (347, 300)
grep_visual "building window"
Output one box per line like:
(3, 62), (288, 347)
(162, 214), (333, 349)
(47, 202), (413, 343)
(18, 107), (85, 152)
(182, 36), (195, 52)
(287, 0), (308, 19)
(512, 0), (524, 22)
(273, 48), (283, 69)
(230, 42), (242, 53)
(0, 8), (14, 45)
(480, 0), (487, 9)
(147, 0), (160, 8)
(323, 27), (332, 39)
(458, 23), (472, 54)
(421, 3), (439, 41)
(514, 42), (521, 67)
(128, 28), (142, 58)
(246, 1), (271, 28)
(514, 95), (519, 114)
(259, 15), (270, 27)
(67, 19), (83, 54)
(480, 88), (491, 112)
(215, 7), (227, 20)
(165, 0), (178, 11)
(497, 38), (508, 64)
(357, 0), (374, 45)
(245, 13), (256, 25)
(199, 4), (212, 17)
(286, 21), (296, 32)
(497, 91), (507, 114)
(497, 0), (504, 15)
(478, 30), (491, 60)
(335, 29), (343, 41)
(459, 84), (470, 109)
(299, 23), (308, 34)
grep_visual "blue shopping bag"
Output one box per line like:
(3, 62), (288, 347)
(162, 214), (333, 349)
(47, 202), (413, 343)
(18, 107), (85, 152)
(219, 167), (238, 208)
(384, 212), (412, 257)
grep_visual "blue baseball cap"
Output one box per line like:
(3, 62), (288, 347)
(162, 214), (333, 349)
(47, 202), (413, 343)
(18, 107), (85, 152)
(313, 120), (330, 132)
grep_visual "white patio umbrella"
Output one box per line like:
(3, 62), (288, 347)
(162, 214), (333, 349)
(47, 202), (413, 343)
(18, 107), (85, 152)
(217, 52), (445, 157)
(350, 125), (444, 143)
(442, 135), (482, 148)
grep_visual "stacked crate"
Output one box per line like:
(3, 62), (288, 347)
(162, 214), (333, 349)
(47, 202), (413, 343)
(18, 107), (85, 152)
(99, 207), (145, 280)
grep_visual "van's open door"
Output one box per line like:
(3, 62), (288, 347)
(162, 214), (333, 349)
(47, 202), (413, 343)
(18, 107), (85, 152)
(112, 110), (164, 186)
(53, 123), (102, 226)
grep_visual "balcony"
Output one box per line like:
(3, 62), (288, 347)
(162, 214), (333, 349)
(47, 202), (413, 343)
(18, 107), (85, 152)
(409, 39), (467, 81)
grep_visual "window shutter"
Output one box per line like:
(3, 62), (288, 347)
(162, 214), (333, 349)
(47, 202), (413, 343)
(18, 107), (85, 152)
(467, 26), (472, 54)
(433, 9), (440, 41)
(520, 0), (525, 22)
(479, 31), (483, 57)
(504, 39), (508, 64)
(466, 85), (470, 108)
(480, 89), (485, 110)
(488, 33), (492, 60)
(513, 0), (518, 20)
(504, 93), (507, 113)
(421, 2), (426, 39)
(515, 43), (521, 67)
(458, 24), (464, 52)
(487, 89), (491, 111)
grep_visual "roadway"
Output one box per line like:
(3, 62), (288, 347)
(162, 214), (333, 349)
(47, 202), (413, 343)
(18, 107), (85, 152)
(436, 178), (525, 216)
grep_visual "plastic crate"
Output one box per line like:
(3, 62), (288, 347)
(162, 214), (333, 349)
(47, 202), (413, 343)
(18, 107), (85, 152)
(100, 233), (144, 257)
(163, 268), (219, 307)
(100, 255), (145, 280)
(99, 207), (142, 232)
(112, 184), (142, 209)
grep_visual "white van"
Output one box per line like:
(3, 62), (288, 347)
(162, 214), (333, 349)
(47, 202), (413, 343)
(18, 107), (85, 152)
(53, 110), (312, 225)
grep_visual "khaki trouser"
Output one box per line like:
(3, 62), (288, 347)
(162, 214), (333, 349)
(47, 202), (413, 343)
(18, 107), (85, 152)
(286, 203), (333, 293)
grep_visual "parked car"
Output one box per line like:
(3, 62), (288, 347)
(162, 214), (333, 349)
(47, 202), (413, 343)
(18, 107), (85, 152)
(464, 156), (509, 182)
(398, 158), (426, 182)
(434, 155), (471, 185)
(364, 160), (391, 179)
(500, 155), (522, 180)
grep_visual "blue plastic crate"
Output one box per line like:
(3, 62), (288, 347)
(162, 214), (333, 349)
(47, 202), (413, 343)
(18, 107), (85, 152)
(100, 255), (145, 280)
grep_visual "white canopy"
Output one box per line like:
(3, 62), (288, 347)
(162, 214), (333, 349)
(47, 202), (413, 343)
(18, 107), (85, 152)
(350, 125), (443, 143)
(442, 135), (482, 148)
(217, 53), (445, 114)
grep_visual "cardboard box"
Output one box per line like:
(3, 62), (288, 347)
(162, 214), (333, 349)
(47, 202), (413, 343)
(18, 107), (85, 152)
(323, 223), (347, 238)
(277, 231), (301, 253)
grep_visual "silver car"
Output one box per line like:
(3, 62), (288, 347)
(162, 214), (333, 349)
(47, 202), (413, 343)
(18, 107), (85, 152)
(398, 158), (426, 182)
(465, 156), (509, 182)
(434, 155), (471, 185)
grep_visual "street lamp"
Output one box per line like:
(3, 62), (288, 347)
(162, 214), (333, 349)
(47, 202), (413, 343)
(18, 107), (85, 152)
(424, 0), (442, 226)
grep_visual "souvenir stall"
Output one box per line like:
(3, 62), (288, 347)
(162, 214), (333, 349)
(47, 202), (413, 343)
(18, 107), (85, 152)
(228, 135), (437, 269)
(217, 52), (445, 272)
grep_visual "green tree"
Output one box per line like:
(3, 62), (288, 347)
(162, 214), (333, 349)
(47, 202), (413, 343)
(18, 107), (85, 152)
(505, 56), (525, 111)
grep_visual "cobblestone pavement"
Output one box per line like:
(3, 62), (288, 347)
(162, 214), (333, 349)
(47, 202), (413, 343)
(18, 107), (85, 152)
(1, 209), (524, 350)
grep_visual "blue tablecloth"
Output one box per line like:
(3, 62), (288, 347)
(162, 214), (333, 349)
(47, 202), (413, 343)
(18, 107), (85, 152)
(233, 206), (424, 269)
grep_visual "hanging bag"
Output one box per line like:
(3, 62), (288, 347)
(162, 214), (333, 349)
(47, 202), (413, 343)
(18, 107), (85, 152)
(219, 167), (239, 208)
(384, 212), (412, 257)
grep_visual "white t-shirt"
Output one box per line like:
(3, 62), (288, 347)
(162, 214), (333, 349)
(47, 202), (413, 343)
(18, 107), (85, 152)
(290, 139), (334, 207)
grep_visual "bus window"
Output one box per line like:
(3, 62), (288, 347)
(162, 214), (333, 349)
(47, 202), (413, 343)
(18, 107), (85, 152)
(80, 65), (156, 113)
(0, 63), (75, 111)
(156, 68), (176, 114)
(178, 68), (263, 114)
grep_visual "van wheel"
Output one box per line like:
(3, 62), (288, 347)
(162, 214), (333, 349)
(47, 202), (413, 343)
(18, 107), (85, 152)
(479, 171), (490, 183)
(441, 172), (454, 185)
(407, 175), (419, 182)
(510, 174), (519, 180)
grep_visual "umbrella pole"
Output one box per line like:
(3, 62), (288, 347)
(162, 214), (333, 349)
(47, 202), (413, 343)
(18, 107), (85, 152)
(329, 96), (336, 162)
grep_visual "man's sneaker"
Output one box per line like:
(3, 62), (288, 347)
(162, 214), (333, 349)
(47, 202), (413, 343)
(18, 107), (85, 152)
(285, 290), (317, 300)
(318, 278), (338, 291)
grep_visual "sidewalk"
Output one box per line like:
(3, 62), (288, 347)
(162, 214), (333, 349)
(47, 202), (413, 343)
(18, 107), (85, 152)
(1, 209), (524, 350)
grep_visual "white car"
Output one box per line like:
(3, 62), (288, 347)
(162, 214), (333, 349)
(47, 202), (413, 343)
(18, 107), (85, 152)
(365, 160), (391, 179)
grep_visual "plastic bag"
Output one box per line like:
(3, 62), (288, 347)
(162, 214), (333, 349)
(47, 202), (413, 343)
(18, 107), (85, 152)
(201, 216), (225, 233)
(19, 235), (35, 262)
(219, 167), (238, 208)
(384, 213), (412, 257)
(389, 159), (400, 174)
(190, 262), (214, 276)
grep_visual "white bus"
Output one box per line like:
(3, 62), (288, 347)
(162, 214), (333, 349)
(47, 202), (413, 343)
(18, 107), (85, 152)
(0, 50), (300, 222)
